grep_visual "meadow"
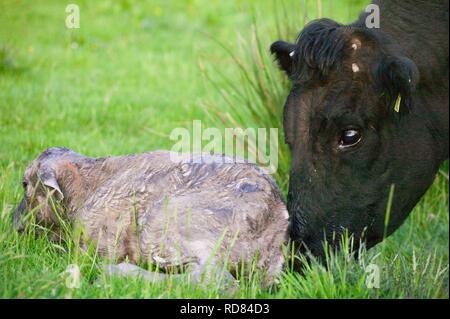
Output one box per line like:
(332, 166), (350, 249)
(0, 0), (448, 298)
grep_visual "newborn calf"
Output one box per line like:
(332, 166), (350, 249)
(13, 147), (288, 288)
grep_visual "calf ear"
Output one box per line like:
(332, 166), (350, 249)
(270, 40), (297, 76)
(39, 168), (64, 200)
(376, 55), (419, 114)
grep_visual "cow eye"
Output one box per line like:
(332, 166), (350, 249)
(22, 181), (28, 189)
(339, 129), (362, 149)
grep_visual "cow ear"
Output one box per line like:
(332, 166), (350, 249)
(270, 40), (297, 76)
(376, 55), (419, 114)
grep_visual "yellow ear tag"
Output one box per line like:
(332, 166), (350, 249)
(394, 94), (402, 113)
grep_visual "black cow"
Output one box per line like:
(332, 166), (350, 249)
(271, 0), (449, 258)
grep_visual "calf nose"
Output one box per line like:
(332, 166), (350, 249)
(15, 218), (25, 233)
(12, 198), (26, 232)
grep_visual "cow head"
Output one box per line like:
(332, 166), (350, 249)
(271, 19), (440, 258)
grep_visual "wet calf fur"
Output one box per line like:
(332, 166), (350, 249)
(13, 147), (289, 287)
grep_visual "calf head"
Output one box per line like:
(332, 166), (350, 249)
(271, 19), (440, 258)
(13, 147), (86, 234)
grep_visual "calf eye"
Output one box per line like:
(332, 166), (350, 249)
(339, 129), (362, 149)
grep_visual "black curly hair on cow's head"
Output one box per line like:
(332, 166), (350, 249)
(272, 19), (350, 83)
(272, 18), (419, 116)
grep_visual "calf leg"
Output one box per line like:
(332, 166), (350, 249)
(102, 262), (179, 282)
(102, 261), (238, 295)
(188, 261), (238, 295)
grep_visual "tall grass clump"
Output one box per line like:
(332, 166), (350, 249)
(199, 6), (298, 192)
(199, 0), (367, 192)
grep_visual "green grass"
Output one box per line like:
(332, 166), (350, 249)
(0, 0), (448, 298)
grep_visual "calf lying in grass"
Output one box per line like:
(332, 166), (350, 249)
(13, 147), (289, 290)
